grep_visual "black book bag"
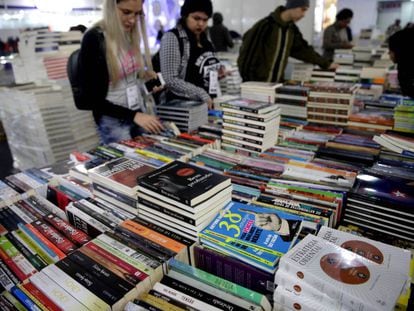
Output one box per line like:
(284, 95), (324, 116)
(67, 28), (104, 110)
(151, 28), (184, 73)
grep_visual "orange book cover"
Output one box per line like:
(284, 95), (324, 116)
(120, 220), (186, 254)
(25, 224), (66, 260)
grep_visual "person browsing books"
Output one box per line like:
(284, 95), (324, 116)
(159, 0), (224, 109)
(388, 28), (414, 99)
(78, 0), (164, 144)
(237, 0), (338, 83)
(323, 8), (354, 62)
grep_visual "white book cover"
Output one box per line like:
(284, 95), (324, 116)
(279, 234), (407, 311)
(317, 226), (411, 283)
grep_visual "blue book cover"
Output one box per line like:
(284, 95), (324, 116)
(10, 286), (41, 311)
(201, 201), (303, 258)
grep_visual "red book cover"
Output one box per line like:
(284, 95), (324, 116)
(0, 247), (27, 281)
(24, 224), (66, 260)
(44, 214), (90, 246)
(22, 281), (62, 311)
(31, 220), (76, 254)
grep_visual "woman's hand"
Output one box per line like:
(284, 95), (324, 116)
(134, 112), (164, 134)
(207, 98), (214, 110)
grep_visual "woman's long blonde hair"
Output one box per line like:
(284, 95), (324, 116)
(97, 0), (146, 85)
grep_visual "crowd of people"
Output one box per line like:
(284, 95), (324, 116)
(73, 0), (413, 144)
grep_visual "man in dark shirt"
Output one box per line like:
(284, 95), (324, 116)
(209, 12), (234, 52)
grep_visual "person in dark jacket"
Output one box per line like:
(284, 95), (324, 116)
(323, 8), (354, 61)
(238, 0), (337, 83)
(388, 28), (414, 99)
(209, 12), (234, 52)
(78, 0), (163, 144)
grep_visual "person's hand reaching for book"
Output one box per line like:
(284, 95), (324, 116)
(207, 98), (214, 110)
(134, 112), (164, 134)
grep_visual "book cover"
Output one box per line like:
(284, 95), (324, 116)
(221, 98), (277, 114)
(201, 201), (303, 257)
(317, 226), (411, 282)
(138, 161), (231, 206)
(89, 157), (155, 196)
(279, 234), (408, 311)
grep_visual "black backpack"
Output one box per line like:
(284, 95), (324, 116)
(67, 28), (104, 110)
(152, 28), (184, 73)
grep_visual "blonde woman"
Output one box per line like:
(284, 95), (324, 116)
(78, 0), (163, 144)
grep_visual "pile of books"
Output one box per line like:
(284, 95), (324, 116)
(373, 131), (414, 157)
(348, 108), (394, 133)
(334, 67), (361, 83)
(137, 160), (232, 240)
(220, 97), (281, 154)
(156, 101), (208, 133)
(88, 157), (156, 215)
(310, 69), (335, 82)
(127, 259), (272, 311)
(345, 167), (414, 242)
(0, 85), (99, 170)
(240, 81), (281, 103)
(306, 82), (357, 126)
(333, 49), (354, 66)
(353, 46), (373, 68)
(199, 201), (303, 274)
(275, 85), (309, 119)
(290, 62), (314, 82)
(393, 99), (414, 134)
(274, 230), (409, 311)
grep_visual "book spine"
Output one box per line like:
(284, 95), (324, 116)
(0, 236), (36, 280)
(55, 258), (123, 306)
(29, 272), (89, 311)
(92, 182), (137, 208)
(17, 283), (49, 311)
(161, 275), (247, 311)
(121, 220), (184, 256)
(95, 234), (158, 272)
(84, 242), (149, 282)
(0, 265), (16, 291)
(138, 197), (196, 226)
(65, 204), (107, 238)
(140, 293), (185, 311)
(31, 220), (77, 254)
(23, 225), (66, 261)
(17, 223), (59, 262)
(149, 290), (197, 311)
(108, 228), (170, 262)
(43, 213), (90, 246)
(6, 232), (47, 271)
(153, 282), (222, 311)
(0, 258), (20, 286)
(67, 251), (135, 296)
(73, 201), (117, 229)
(168, 259), (267, 308)
(8, 204), (35, 224)
(42, 264), (111, 311)
(21, 281), (61, 311)
(193, 245), (274, 295)
(2, 290), (27, 311)
(10, 286), (42, 311)
(15, 200), (43, 220)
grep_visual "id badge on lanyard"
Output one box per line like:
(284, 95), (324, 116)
(209, 70), (221, 97)
(126, 84), (140, 111)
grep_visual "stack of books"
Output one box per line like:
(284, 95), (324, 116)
(274, 85), (309, 119)
(220, 97), (281, 154)
(353, 46), (373, 68)
(88, 157), (156, 214)
(333, 49), (354, 66)
(348, 109), (394, 133)
(199, 201), (303, 274)
(306, 82), (357, 126)
(393, 99), (414, 134)
(274, 233), (408, 311)
(373, 131), (414, 157)
(360, 67), (387, 85)
(345, 168), (414, 242)
(240, 81), (281, 103)
(137, 160), (232, 240)
(156, 101), (208, 133)
(334, 67), (361, 83)
(310, 69), (335, 82)
(291, 62), (314, 82)
(127, 259), (272, 311)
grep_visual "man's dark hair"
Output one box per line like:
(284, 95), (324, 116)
(336, 9), (353, 21)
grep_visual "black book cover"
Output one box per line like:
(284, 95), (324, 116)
(138, 161), (230, 206)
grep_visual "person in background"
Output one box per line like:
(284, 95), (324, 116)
(386, 19), (401, 40)
(209, 12), (234, 52)
(78, 0), (163, 144)
(388, 28), (414, 99)
(159, 0), (222, 109)
(237, 0), (337, 83)
(323, 8), (354, 62)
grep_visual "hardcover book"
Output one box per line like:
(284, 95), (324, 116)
(138, 161), (231, 206)
(279, 234), (408, 311)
